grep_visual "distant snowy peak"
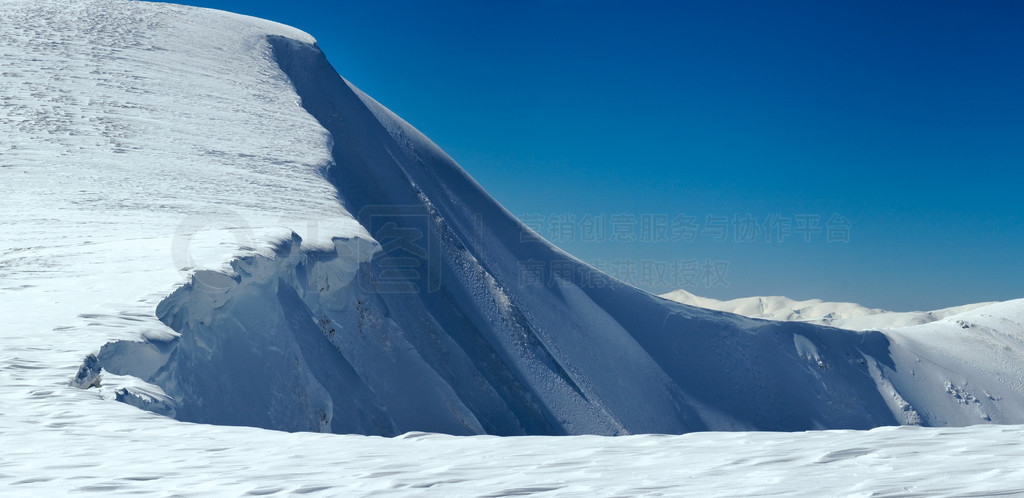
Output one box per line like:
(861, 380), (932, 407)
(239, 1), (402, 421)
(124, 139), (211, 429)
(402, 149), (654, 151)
(659, 289), (995, 330)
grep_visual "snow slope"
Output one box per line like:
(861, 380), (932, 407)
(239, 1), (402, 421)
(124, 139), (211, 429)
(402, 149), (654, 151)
(880, 299), (1024, 426)
(658, 289), (1024, 426)
(661, 289), (995, 330)
(3, 0), (1024, 436)
(1, 0), (363, 400)
(652, 293), (1024, 426)
(84, 28), (907, 435)
(4, 0), (1024, 494)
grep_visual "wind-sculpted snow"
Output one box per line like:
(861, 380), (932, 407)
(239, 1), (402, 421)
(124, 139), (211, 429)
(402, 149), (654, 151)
(82, 29), (904, 435)
(39, 0), (1023, 437)
(5, 0), (1024, 493)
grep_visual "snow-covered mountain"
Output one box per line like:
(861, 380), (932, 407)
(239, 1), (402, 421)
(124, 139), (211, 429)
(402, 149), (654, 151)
(661, 289), (995, 330)
(2, 0), (1023, 439)
(5, 0), (1024, 494)
(662, 290), (1024, 425)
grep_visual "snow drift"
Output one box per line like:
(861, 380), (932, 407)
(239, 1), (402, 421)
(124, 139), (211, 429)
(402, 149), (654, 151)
(41, 1), (1023, 436)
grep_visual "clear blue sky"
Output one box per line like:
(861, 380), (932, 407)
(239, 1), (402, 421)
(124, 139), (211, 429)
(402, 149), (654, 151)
(166, 0), (1022, 310)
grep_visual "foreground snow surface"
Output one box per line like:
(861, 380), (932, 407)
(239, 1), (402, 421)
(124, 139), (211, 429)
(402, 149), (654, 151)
(6, 409), (1024, 496)
(4, 0), (1024, 494)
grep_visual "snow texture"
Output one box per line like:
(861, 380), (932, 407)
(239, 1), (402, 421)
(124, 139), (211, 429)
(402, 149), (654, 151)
(3, 0), (1024, 494)
(86, 28), (907, 436)
(661, 289), (995, 330)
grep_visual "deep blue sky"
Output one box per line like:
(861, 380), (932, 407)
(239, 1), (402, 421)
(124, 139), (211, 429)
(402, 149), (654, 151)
(165, 0), (1022, 310)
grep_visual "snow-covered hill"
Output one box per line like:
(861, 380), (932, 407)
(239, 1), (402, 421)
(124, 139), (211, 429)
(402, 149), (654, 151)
(4, 0), (906, 437)
(655, 292), (1024, 425)
(3, 0), (1024, 436)
(4, 0), (1024, 494)
(660, 289), (995, 330)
